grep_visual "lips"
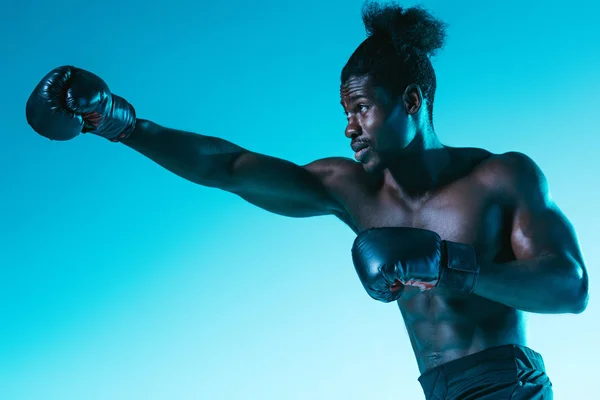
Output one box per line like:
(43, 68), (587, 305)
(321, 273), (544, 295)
(351, 141), (369, 152)
(352, 141), (370, 162)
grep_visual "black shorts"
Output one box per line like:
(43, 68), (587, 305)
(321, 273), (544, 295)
(417, 344), (553, 399)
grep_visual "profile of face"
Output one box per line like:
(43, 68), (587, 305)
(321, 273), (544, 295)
(340, 75), (421, 172)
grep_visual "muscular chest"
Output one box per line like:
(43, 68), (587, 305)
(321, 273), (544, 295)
(346, 181), (511, 263)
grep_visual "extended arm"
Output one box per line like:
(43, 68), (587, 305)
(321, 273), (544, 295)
(124, 119), (349, 218)
(26, 66), (352, 220)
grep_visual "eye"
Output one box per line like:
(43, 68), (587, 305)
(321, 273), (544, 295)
(343, 104), (369, 118)
(357, 104), (370, 113)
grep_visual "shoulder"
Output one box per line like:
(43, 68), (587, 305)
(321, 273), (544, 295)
(304, 156), (360, 170)
(303, 156), (378, 205)
(302, 157), (368, 231)
(474, 151), (550, 203)
(303, 157), (366, 183)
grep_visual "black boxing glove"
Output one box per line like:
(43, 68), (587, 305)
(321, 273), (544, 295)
(26, 66), (136, 141)
(351, 227), (479, 303)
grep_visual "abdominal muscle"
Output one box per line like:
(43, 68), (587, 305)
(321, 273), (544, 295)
(398, 287), (527, 373)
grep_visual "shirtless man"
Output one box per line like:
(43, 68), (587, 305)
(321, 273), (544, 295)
(25, 2), (587, 399)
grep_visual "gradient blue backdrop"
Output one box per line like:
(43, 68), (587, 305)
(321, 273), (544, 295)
(2, 0), (598, 399)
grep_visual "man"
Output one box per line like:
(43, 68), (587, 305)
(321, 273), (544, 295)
(26, 2), (587, 399)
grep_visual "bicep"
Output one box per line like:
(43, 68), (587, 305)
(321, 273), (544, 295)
(225, 152), (347, 218)
(506, 153), (583, 264)
(511, 201), (583, 264)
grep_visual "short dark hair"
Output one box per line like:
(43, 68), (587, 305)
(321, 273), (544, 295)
(341, 2), (447, 123)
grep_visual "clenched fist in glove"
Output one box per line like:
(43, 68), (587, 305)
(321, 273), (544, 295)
(352, 227), (480, 302)
(26, 66), (136, 142)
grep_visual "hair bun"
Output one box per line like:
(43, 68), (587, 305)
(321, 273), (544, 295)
(362, 2), (447, 57)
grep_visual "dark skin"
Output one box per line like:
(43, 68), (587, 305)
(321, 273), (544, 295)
(123, 74), (588, 373)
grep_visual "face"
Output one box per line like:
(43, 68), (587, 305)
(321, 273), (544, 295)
(340, 75), (417, 172)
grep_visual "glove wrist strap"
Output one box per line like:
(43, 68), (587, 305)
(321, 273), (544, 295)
(106, 95), (136, 142)
(438, 241), (479, 294)
(84, 95), (136, 142)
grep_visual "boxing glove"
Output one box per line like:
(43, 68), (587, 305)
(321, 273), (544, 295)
(26, 66), (136, 141)
(351, 227), (480, 302)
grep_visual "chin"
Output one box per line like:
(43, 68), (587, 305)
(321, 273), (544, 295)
(360, 159), (383, 173)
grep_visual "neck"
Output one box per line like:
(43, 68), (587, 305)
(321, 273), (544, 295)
(384, 130), (451, 197)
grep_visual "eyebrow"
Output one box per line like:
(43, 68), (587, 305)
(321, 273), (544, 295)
(340, 94), (369, 107)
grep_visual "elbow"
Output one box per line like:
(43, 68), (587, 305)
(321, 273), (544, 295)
(567, 262), (589, 314)
(570, 280), (588, 314)
(572, 294), (588, 314)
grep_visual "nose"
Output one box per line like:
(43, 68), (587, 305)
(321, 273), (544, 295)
(345, 115), (361, 139)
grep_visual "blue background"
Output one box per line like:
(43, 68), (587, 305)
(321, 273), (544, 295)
(1, 0), (598, 398)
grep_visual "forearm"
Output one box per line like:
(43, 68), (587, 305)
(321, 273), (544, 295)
(473, 254), (588, 314)
(122, 119), (246, 186)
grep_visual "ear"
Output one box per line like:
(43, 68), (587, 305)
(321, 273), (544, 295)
(402, 84), (423, 115)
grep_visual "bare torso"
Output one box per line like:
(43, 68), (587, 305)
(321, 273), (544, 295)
(332, 147), (526, 373)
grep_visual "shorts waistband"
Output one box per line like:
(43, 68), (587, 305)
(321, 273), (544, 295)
(418, 344), (546, 383)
